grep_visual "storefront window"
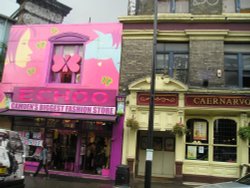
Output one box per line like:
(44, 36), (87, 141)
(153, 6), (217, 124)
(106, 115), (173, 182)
(213, 119), (237, 163)
(185, 119), (209, 161)
(13, 117), (45, 159)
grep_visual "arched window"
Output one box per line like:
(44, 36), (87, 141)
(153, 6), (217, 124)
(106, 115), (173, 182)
(185, 119), (209, 161)
(48, 33), (89, 84)
(213, 119), (237, 163)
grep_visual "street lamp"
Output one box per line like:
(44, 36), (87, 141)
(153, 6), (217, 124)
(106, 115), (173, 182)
(144, 0), (158, 188)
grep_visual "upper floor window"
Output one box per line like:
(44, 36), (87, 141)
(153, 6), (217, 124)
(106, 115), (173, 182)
(158, 0), (189, 13)
(156, 43), (189, 83)
(223, 0), (250, 13)
(224, 44), (250, 88)
(48, 33), (89, 84)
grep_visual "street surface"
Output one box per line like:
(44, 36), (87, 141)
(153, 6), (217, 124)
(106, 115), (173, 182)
(24, 175), (199, 188)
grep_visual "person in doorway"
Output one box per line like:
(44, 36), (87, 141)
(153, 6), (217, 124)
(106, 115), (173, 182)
(33, 142), (49, 177)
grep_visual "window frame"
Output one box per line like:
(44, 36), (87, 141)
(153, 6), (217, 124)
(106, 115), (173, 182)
(185, 118), (209, 161)
(225, 52), (250, 88)
(47, 32), (89, 84)
(156, 43), (189, 83)
(158, 0), (189, 13)
(213, 119), (237, 163)
(185, 118), (239, 163)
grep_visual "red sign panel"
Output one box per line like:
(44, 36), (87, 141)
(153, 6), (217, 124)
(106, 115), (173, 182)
(137, 93), (178, 106)
(185, 94), (250, 108)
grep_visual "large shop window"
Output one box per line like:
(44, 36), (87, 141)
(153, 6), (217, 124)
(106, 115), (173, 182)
(213, 119), (237, 163)
(185, 119), (209, 161)
(224, 44), (250, 88)
(156, 43), (189, 84)
(48, 33), (89, 84)
(13, 117), (113, 174)
(158, 0), (189, 13)
(13, 117), (46, 159)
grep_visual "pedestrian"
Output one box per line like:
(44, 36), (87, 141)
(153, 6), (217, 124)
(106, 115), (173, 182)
(33, 142), (49, 177)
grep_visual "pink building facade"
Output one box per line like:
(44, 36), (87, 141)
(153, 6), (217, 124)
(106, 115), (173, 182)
(0, 23), (123, 180)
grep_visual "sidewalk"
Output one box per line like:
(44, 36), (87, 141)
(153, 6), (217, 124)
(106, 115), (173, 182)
(25, 172), (202, 188)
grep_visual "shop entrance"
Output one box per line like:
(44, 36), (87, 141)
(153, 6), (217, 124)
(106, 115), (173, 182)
(46, 119), (78, 172)
(80, 121), (112, 175)
(137, 130), (175, 178)
(48, 129), (77, 171)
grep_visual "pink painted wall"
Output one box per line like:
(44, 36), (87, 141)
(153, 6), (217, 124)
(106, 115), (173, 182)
(0, 23), (124, 180)
(0, 23), (122, 107)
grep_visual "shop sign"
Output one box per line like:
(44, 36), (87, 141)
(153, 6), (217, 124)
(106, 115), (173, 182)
(185, 94), (250, 107)
(116, 96), (125, 115)
(137, 92), (178, 106)
(13, 87), (117, 106)
(9, 102), (116, 115)
(22, 138), (43, 146)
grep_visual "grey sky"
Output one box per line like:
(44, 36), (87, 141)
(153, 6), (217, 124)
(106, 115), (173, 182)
(0, 0), (128, 23)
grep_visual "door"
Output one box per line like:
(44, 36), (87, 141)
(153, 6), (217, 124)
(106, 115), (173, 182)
(137, 131), (175, 178)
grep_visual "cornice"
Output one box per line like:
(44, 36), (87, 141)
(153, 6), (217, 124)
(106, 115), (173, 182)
(122, 29), (250, 42)
(119, 13), (250, 24)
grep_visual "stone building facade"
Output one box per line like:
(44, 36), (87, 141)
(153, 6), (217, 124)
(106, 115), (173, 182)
(119, 0), (250, 183)
(16, 0), (71, 24)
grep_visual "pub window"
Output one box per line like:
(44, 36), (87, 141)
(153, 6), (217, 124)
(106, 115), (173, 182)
(213, 119), (237, 163)
(185, 119), (209, 161)
(48, 33), (89, 84)
(224, 44), (250, 88)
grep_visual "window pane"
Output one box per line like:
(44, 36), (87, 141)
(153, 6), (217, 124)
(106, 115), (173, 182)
(186, 119), (208, 144)
(158, 0), (171, 13)
(176, 0), (189, 13)
(213, 119), (237, 145)
(240, 0), (250, 12)
(243, 55), (250, 70)
(225, 44), (250, 53)
(225, 71), (238, 86)
(223, 0), (236, 13)
(51, 44), (82, 84)
(185, 145), (208, 161)
(174, 54), (188, 69)
(213, 146), (237, 162)
(156, 54), (168, 71)
(243, 75), (250, 87)
(225, 55), (238, 70)
(157, 43), (165, 51)
(163, 43), (189, 52)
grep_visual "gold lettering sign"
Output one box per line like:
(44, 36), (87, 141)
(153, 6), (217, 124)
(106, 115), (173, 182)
(185, 94), (250, 107)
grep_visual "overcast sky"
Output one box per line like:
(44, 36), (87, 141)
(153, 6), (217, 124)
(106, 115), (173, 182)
(0, 0), (128, 23)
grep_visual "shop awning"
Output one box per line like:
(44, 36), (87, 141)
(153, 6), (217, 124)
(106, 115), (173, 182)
(0, 110), (117, 122)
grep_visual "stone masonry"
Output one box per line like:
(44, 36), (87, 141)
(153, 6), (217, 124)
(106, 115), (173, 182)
(189, 40), (225, 88)
(119, 39), (153, 93)
(16, 0), (71, 24)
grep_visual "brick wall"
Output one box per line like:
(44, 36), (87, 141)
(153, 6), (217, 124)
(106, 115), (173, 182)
(189, 40), (224, 87)
(119, 39), (153, 92)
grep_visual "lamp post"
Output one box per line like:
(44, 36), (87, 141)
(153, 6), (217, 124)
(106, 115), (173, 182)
(144, 0), (158, 188)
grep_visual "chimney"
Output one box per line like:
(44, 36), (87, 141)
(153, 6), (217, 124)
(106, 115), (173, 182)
(16, 0), (72, 24)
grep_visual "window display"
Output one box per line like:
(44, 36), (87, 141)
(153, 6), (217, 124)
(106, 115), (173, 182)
(186, 119), (209, 161)
(12, 117), (113, 176)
